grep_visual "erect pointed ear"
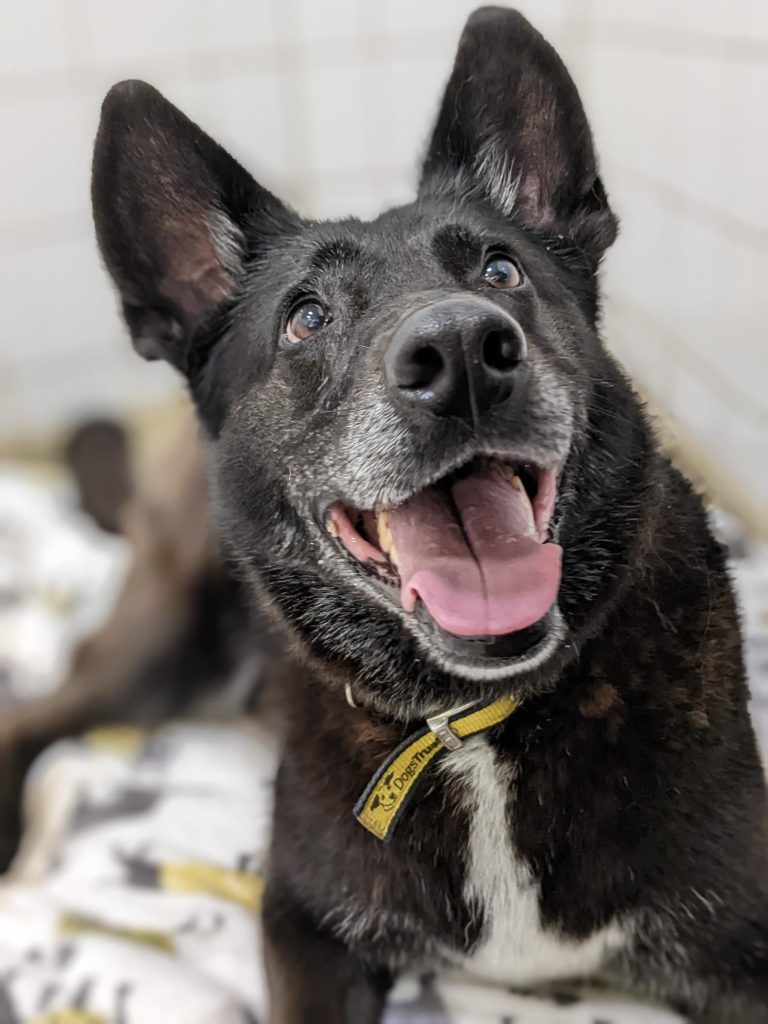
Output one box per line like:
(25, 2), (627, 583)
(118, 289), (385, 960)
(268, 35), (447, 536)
(92, 80), (297, 373)
(420, 7), (617, 264)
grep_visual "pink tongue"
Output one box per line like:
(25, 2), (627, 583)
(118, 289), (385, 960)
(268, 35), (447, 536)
(388, 464), (562, 637)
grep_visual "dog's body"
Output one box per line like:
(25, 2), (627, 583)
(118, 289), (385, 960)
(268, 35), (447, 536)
(3, 6), (766, 1021)
(269, 472), (767, 1021)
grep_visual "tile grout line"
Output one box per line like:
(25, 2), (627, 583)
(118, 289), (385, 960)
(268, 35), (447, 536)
(608, 292), (768, 426)
(605, 160), (768, 254)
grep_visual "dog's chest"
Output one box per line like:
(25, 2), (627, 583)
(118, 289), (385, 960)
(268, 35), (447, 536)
(439, 736), (624, 985)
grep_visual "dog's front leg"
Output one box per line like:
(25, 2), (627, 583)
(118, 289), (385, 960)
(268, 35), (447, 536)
(696, 999), (768, 1024)
(262, 884), (391, 1024)
(694, 967), (768, 1024)
(611, 904), (768, 1024)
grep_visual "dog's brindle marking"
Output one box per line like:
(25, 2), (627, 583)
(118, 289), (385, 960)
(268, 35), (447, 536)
(4, 5), (760, 1022)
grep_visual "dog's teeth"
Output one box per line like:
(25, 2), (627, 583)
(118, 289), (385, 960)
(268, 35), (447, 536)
(509, 474), (525, 493)
(377, 511), (393, 553)
(500, 464), (520, 487)
(506, 473), (536, 532)
(326, 519), (339, 537)
(376, 512), (400, 565)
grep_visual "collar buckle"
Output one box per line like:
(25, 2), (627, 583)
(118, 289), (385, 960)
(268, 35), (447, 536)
(426, 700), (478, 751)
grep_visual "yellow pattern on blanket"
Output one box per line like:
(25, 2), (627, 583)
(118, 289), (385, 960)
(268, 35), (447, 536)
(59, 912), (175, 953)
(160, 862), (263, 911)
(29, 1010), (109, 1024)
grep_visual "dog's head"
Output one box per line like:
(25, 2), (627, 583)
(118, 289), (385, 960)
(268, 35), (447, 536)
(92, 8), (653, 717)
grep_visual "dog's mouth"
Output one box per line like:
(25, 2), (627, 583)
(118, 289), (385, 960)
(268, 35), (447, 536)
(326, 456), (562, 642)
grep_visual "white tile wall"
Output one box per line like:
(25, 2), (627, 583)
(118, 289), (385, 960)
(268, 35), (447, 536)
(589, 0), (768, 39)
(0, 1), (77, 78)
(387, 52), (455, 170)
(0, 0), (765, 520)
(0, 92), (94, 228)
(196, 2), (282, 51)
(83, 0), (201, 65)
(213, 70), (294, 189)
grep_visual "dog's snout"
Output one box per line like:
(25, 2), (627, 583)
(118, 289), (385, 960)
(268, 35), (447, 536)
(385, 297), (527, 422)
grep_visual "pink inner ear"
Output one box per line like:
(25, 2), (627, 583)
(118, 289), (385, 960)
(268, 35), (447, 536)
(158, 216), (239, 327)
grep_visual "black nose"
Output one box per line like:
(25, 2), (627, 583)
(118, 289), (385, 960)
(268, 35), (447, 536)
(385, 296), (527, 422)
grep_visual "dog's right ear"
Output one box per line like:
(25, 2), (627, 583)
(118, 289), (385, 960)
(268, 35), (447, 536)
(92, 80), (296, 373)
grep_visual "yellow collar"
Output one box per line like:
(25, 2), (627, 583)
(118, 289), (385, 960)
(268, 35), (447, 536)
(353, 695), (519, 842)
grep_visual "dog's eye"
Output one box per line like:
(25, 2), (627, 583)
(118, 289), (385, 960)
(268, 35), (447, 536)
(482, 256), (522, 290)
(285, 300), (330, 343)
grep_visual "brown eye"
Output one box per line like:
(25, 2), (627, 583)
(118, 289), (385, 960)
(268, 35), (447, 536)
(285, 300), (329, 343)
(482, 256), (522, 290)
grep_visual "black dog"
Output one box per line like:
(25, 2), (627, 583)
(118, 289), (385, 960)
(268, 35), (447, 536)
(90, 8), (768, 1022)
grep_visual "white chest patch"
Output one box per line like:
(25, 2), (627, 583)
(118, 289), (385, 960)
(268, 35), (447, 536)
(439, 736), (625, 986)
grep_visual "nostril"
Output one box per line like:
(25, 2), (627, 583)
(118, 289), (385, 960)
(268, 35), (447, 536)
(399, 344), (444, 390)
(482, 327), (524, 373)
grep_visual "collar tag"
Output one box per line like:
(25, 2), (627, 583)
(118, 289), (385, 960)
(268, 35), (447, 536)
(353, 695), (518, 842)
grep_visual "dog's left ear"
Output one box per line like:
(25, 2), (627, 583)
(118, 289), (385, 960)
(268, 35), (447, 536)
(420, 7), (617, 263)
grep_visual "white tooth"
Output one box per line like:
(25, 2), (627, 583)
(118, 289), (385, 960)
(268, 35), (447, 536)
(326, 519), (339, 537)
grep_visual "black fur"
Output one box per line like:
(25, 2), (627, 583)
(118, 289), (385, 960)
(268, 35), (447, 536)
(91, 8), (768, 1022)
